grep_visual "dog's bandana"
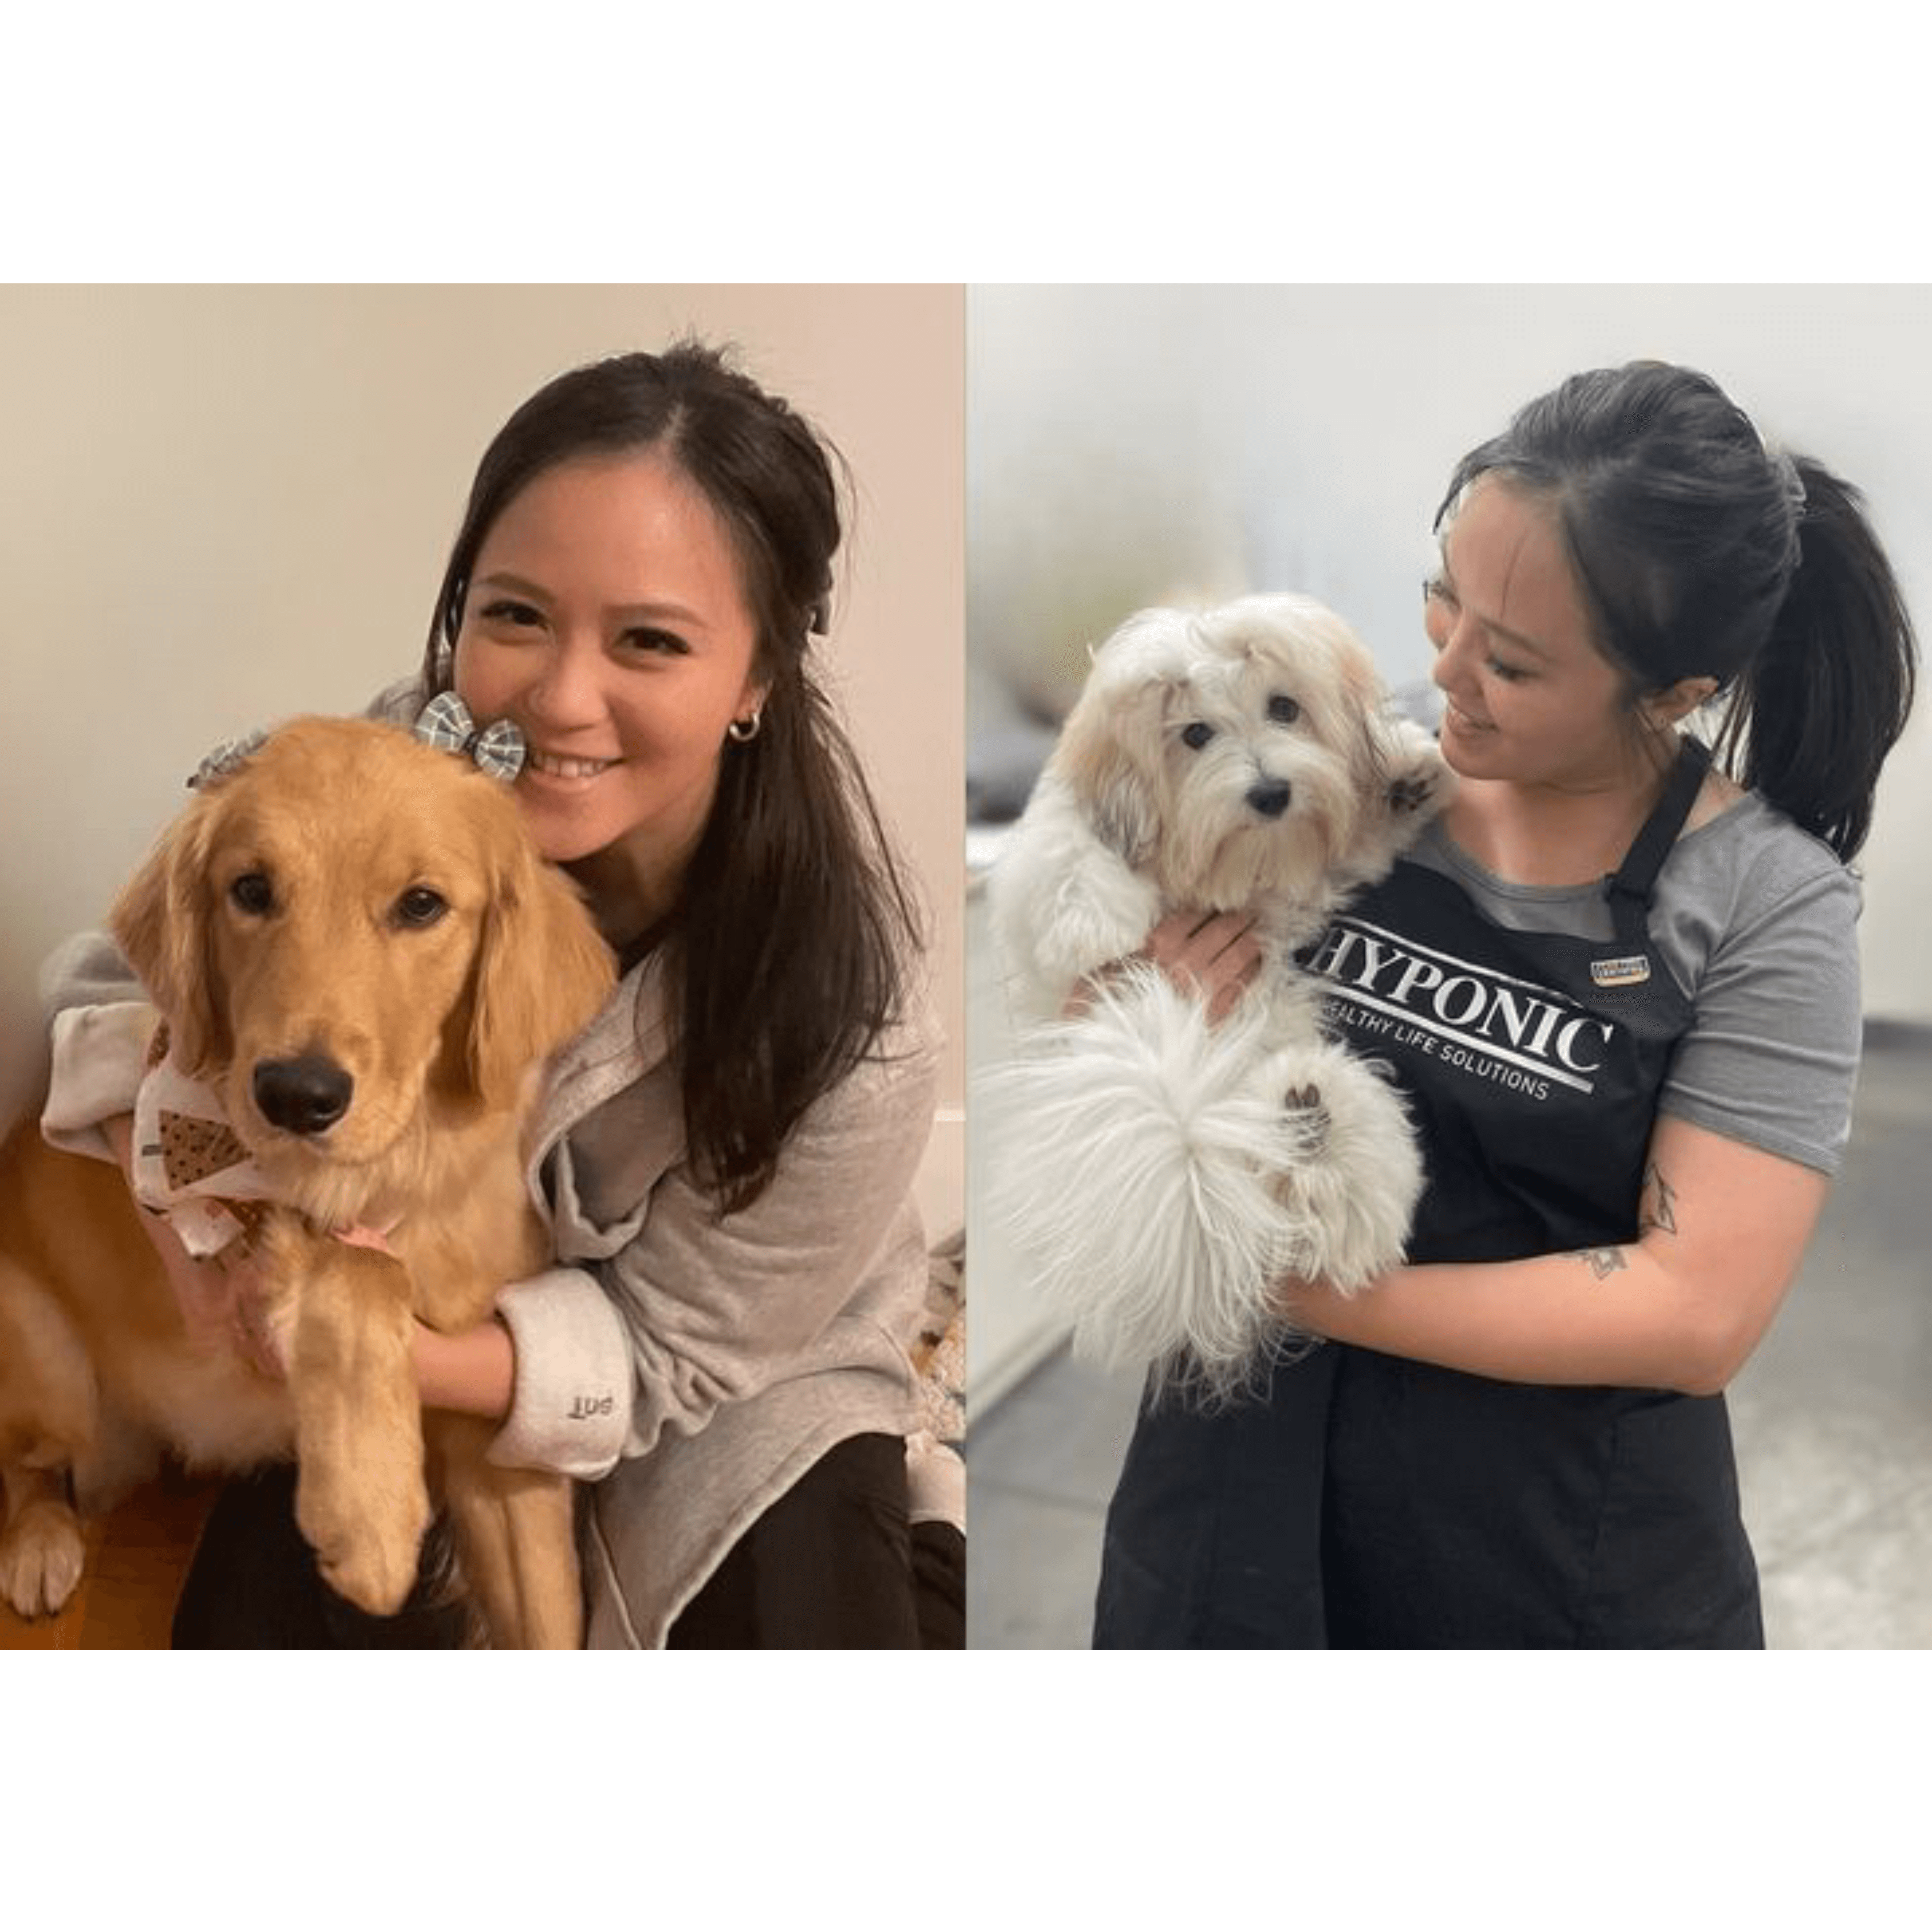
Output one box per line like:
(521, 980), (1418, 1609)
(131, 1026), (401, 1260)
(414, 692), (526, 782)
(132, 1025), (276, 1259)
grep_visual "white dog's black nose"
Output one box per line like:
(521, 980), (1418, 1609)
(1247, 780), (1293, 819)
(254, 1055), (354, 1136)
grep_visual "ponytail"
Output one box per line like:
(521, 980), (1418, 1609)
(1710, 459), (1917, 863)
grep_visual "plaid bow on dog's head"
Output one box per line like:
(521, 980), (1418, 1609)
(413, 692), (526, 782)
(188, 729), (270, 790)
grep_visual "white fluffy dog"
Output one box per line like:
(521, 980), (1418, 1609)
(985, 593), (1451, 1400)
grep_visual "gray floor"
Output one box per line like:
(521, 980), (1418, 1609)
(968, 1024), (1932, 1649)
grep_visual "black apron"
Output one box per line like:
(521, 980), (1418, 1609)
(1093, 738), (1764, 1648)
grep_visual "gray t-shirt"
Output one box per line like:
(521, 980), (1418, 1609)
(1401, 792), (1862, 1176)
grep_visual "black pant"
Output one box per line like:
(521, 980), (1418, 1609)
(172, 1435), (963, 1649)
(666, 1432), (965, 1649)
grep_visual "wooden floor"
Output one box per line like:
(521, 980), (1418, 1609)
(0, 1469), (219, 1649)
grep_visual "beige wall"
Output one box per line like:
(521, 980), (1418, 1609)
(0, 286), (965, 1232)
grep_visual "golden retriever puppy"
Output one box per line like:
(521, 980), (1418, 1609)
(0, 717), (614, 1645)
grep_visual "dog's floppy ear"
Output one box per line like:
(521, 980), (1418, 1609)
(109, 793), (229, 1074)
(468, 829), (617, 1112)
(1050, 614), (1190, 870)
(1080, 729), (1164, 870)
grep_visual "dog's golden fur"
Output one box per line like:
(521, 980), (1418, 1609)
(0, 718), (614, 1645)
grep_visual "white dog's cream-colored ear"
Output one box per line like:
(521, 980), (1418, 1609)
(1050, 605), (1206, 865)
(1088, 759), (1160, 870)
(1050, 671), (1174, 870)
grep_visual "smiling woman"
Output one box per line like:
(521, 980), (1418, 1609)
(454, 452), (769, 941)
(29, 333), (964, 1652)
(1094, 358), (1918, 1650)
(1420, 477), (1729, 887)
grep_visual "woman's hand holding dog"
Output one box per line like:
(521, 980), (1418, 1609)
(107, 1107), (512, 1412)
(1065, 910), (1263, 1026)
(104, 1112), (287, 1378)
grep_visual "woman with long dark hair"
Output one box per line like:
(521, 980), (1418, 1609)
(1095, 360), (1915, 1647)
(44, 341), (963, 1647)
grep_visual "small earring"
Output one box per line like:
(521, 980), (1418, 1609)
(727, 710), (762, 744)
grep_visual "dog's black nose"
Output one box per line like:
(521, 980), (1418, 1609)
(253, 1055), (354, 1136)
(1247, 780), (1293, 819)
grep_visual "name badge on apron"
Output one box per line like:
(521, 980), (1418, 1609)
(1590, 954), (1652, 988)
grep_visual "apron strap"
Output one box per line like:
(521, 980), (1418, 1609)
(1602, 736), (1713, 945)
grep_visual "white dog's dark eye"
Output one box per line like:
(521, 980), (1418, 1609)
(1268, 696), (1301, 725)
(1180, 722), (1215, 750)
(394, 886), (449, 929)
(229, 872), (275, 916)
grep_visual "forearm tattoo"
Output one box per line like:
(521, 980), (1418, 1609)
(1571, 1166), (1680, 1281)
(1638, 1163), (1679, 1236)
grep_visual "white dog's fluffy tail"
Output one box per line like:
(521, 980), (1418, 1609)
(983, 966), (1328, 1403)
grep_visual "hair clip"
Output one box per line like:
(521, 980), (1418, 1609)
(1742, 402), (1808, 516)
(188, 729), (270, 791)
(414, 691), (526, 781)
(1770, 446), (1807, 514)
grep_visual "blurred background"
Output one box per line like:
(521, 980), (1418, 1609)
(0, 286), (966, 1247)
(966, 285), (1932, 1647)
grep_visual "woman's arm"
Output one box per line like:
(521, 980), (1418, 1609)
(412, 1319), (516, 1419)
(1283, 1110), (1830, 1396)
(101, 1111), (289, 1376)
(102, 1112), (238, 1349)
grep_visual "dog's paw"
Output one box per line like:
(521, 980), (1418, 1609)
(295, 1466), (431, 1618)
(1380, 715), (1453, 816)
(0, 1499), (88, 1620)
(1268, 1051), (1425, 1291)
(1282, 1082), (1332, 1155)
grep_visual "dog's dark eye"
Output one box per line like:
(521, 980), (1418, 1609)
(1268, 696), (1301, 725)
(229, 872), (275, 916)
(1180, 722), (1215, 751)
(394, 887), (449, 929)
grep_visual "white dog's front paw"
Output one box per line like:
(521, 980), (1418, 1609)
(1268, 1049), (1424, 1290)
(0, 1498), (88, 1620)
(1028, 881), (1163, 1001)
(1381, 715), (1455, 821)
(1282, 1082), (1332, 1156)
(988, 795), (1164, 1024)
